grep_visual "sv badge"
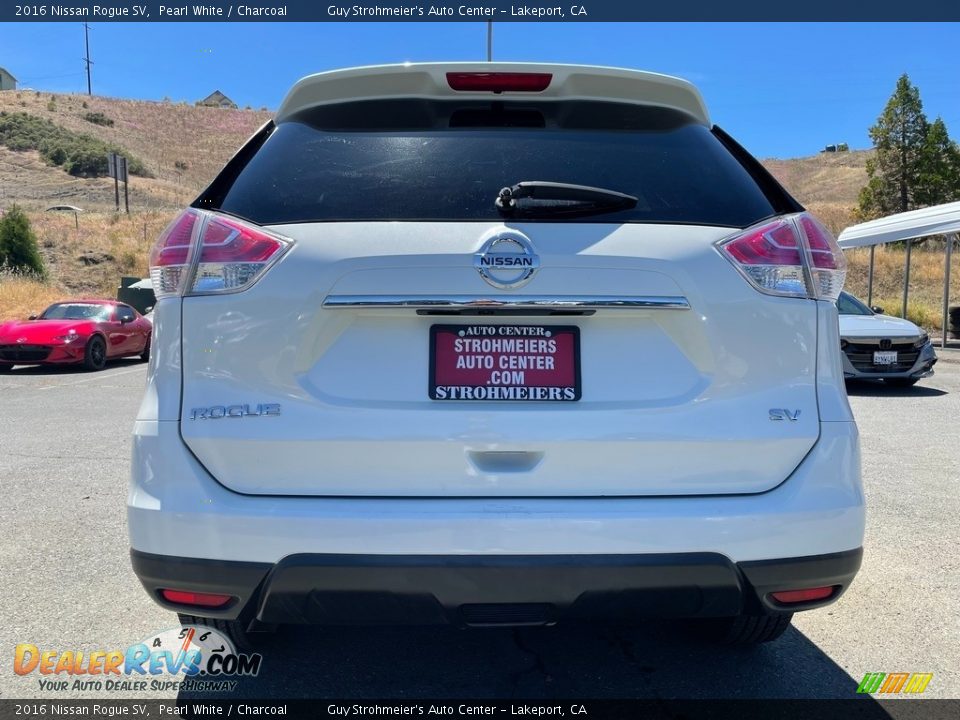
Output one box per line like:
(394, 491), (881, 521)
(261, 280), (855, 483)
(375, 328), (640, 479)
(769, 408), (801, 422)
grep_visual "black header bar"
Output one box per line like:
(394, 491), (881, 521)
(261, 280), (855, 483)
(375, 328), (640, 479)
(4, 1), (960, 22)
(0, 699), (958, 720)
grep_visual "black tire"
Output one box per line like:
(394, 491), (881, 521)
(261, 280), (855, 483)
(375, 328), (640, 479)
(697, 613), (794, 645)
(140, 334), (151, 362)
(950, 305), (960, 339)
(886, 377), (919, 387)
(0, 363), (12, 373)
(83, 335), (107, 371)
(177, 614), (268, 652)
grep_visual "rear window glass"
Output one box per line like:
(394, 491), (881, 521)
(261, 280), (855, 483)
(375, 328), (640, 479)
(837, 292), (873, 316)
(208, 100), (776, 228)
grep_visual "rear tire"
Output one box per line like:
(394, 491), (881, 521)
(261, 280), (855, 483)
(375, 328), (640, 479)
(177, 614), (269, 652)
(140, 335), (151, 362)
(83, 336), (107, 371)
(949, 305), (960, 339)
(885, 377), (919, 387)
(0, 363), (12, 373)
(697, 613), (794, 645)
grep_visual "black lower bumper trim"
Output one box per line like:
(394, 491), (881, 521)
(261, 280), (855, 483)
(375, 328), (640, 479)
(130, 551), (271, 618)
(740, 548), (863, 612)
(130, 548), (862, 625)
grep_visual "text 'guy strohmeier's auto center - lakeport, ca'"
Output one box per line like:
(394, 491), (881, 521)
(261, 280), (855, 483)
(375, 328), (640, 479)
(35, 5), (586, 19)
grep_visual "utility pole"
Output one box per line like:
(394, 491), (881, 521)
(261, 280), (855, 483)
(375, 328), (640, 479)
(122, 157), (129, 214)
(111, 155), (119, 212)
(82, 23), (93, 95)
(486, 21), (492, 61)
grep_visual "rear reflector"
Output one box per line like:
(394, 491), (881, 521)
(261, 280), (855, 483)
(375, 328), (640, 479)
(718, 212), (847, 301)
(447, 72), (552, 93)
(770, 586), (835, 604)
(149, 209), (292, 298)
(160, 589), (233, 608)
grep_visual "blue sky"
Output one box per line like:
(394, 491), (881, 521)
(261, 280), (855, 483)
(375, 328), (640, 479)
(3, 22), (957, 158)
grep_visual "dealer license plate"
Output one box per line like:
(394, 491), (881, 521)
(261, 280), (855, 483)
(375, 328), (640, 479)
(873, 350), (898, 365)
(430, 325), (580, 402)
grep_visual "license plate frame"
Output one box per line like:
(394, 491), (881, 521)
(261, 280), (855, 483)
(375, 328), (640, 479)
(873, 350), (898, 365)
(429, 324), (581, 402)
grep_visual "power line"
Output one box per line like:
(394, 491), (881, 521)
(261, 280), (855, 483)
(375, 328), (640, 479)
(82, 23), (93, 95)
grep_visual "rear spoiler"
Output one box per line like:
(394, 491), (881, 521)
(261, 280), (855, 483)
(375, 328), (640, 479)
(275, 62), (710, 126)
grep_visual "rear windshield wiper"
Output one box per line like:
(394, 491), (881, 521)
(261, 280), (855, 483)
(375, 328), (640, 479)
(495, 181), (638, 218)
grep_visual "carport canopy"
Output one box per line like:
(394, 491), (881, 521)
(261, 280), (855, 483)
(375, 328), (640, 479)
(45, 204), (84, 229)
(838, 201), (960, 348)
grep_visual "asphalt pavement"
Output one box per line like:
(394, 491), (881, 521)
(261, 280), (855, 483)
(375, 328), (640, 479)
(0, 356), (957, 701)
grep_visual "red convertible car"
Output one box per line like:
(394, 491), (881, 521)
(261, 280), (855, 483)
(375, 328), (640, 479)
(0, 300), (151, 372)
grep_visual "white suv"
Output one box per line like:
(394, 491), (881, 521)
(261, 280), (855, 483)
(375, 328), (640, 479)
(129, 63), (864, 646)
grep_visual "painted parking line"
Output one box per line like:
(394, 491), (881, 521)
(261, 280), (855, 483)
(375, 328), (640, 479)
(36, 365), (146, 390)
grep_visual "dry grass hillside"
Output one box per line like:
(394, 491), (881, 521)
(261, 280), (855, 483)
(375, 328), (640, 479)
(763, 150), (870, 235)
(0, 91), (955, 331)
(0, 91), (269, 319)
(0, 90), (270, 209)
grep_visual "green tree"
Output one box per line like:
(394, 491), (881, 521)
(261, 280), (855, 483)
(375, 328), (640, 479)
(916, 117), (960, 206)
(0, 205), (46, 278)
(858, 74), (930, 219)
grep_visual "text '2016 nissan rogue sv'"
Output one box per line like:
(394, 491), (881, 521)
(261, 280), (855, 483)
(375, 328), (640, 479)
(129, 63), (864, 647)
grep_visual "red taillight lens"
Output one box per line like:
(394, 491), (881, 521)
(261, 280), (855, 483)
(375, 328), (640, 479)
(722, 219), (803, 266)
(148, 209), (292, 297)
(799, 214), (848, 300)
(160, 589), (233, 608)
(770, 586), (835, 604)
(191, 214), (290, 293)
(149, 209), (200, 297)
(718, 213), (846, 301)
(198, 215), (283, 263)
(799, 215), (838, 269)
(446, 72), (552, 93)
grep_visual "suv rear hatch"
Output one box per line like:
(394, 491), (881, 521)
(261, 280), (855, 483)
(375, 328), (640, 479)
(159, 64), (833, 498)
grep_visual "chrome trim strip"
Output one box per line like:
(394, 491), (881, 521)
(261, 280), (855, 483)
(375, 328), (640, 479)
(322, 295), (690, 310)
(839, 336), (924, 344)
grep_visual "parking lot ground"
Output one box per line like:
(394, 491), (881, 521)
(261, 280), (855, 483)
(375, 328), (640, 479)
(0, 358), (957, 700)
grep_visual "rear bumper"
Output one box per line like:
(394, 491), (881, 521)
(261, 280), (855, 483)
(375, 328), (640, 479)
(131, 548), (862, 625)
(128, 419), (864, 563)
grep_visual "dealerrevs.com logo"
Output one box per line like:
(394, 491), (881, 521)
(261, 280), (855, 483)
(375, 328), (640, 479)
(14, 626), (262, 693)
(856, 672), (934, 695)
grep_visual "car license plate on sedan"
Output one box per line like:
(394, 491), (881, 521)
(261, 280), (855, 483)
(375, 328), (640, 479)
(430, 325), (580, 402)
(874, 350), (898, 365)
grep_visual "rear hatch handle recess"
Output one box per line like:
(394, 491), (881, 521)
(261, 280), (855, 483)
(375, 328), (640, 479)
(496, 181), (639, 218)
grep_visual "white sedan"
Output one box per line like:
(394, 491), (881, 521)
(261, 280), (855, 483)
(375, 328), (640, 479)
(837, 291), (937, 386)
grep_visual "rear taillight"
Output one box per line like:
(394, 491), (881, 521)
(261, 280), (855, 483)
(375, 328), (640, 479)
(799, 214), (847, 300)
(446, 72), (552, 93)
(149, 209), (292, 298)
(148, 210), (199, 297)
(718, 213), (847, 301)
